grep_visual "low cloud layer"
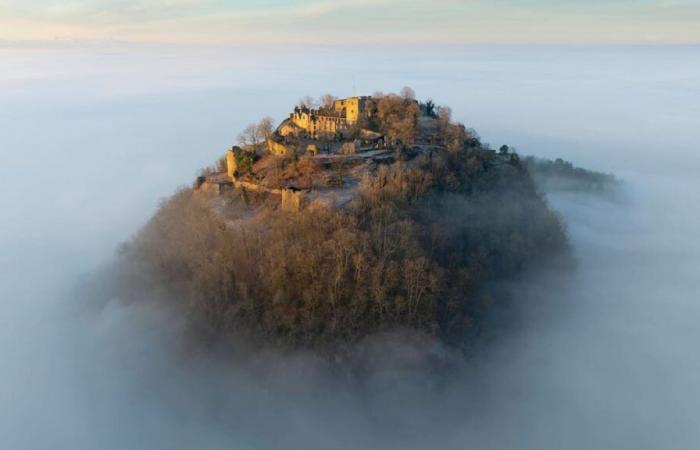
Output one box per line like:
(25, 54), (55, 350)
(1, 46), (699, 449)
(5, 173), (699, 449)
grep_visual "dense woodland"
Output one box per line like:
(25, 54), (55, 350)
(119, 96), (569, 350)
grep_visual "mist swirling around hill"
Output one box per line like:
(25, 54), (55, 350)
(114, 92), (569, 354)
(5, 46), (698, 450)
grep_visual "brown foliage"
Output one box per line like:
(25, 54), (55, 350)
(375, 95), (421, 146)
(126, 146), (568, 350)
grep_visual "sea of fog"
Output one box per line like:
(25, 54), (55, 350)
(1, 45), (699, 449)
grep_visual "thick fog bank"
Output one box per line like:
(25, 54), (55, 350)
(2, 45), (699, 449)
(4, 173), (698, 450)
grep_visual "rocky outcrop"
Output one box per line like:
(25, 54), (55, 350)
(267, 138), (291, 156)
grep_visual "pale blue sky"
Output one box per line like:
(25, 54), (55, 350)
(1, 0), (699, 44)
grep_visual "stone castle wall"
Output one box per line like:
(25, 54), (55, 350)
(290, 96), (374, 138)
(226, 149), (237, 178)
(233, 180), (306, 212)
(197, 175), (306, 212)
(290, 111), (347, 137)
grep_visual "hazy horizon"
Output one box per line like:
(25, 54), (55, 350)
(1, 44), (700, 449)
(2, 0), (700, 45)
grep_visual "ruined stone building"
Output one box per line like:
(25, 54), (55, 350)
(289, 96), (375, 138)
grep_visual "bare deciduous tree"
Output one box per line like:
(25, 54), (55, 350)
(400, 86), (416, 100)
(298, 95), (316, 109)
(237, 123), (260, 148)
(238, 117), (275, 151)
(319, 94), (337, 109)
(258, 117), (274, 141)
(437, 105), (452, 125)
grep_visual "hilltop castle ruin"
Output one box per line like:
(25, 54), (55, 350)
(287, 96), (375, 138)
(196, 93), (439, 212)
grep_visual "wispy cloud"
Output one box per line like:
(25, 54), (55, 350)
(0, 0), (698, 45)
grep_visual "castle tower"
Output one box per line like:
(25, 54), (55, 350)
(345, 97), (361, 123)
(332, 96), (369, 124)
(226, 148), (237, 180)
